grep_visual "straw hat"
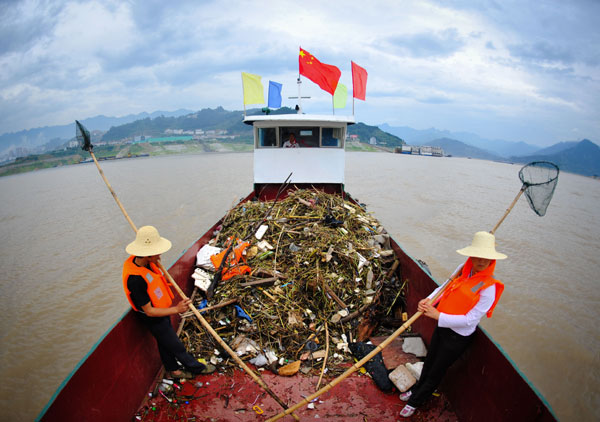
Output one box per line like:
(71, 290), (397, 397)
(456, 231), (507, 260)
(126, 226), (172, 257)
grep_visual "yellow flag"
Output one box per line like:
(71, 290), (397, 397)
(333, 83), (347, 109)
(242, 72), (265, 105)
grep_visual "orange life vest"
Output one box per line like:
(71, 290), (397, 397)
(210, 238), (252, 281)
(122, 255), (175, 311)
(436, 258), (504, 318)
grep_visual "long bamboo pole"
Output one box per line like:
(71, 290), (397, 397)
(89, 150), (137, 232)
(490, 187), (525, 235)
(87, 148), (300, 420)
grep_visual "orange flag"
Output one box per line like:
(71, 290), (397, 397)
(299, 47), (341, 95)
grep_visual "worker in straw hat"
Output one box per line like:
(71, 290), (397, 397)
(122, 226), (215, 379)
(399, 231), (507, 418)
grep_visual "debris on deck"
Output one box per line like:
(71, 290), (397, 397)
(178, 189), (419, 381)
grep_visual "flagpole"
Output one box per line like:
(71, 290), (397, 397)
(297, 46), (302, 114)
(241, 73), (246, 118)
(332, 95), (335, 115)
(297, 76), (302, 114)
(352, 96), (355, 116)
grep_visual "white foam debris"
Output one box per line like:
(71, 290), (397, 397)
(406, 362), (424, 380)
(388, 365), (417, 392)
(402, 337), (427, 357)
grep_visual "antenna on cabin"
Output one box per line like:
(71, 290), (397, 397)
(288, 77), (310, 114)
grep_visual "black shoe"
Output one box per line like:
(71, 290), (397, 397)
(168, 370), (194, 379)
(189, 363), (216, 375)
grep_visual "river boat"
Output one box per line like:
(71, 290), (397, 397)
(36, 112), (557, 422)
(400, 145), (413, 154)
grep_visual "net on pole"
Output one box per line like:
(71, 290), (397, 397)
(518, 161), (559, 216)
(75, 120), (92, 151)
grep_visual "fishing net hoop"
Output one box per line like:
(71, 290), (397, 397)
(518, 161), (559, 217)
(75, 120), (92, 151)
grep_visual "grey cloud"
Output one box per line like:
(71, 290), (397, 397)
(0, 0), (63, 55)
(95, 3), (291, 79)
(1, 0), (598, 145)
(425, 0), (600, 68)
(441, 0), (600, 67)
(97, 43), (293, 89)
(417, 95), (453, 104)
(387, 28), (465, 58)
(508, 41), (598, 65)
(128, 0), (214, 28)
(1, 53), (62, 88)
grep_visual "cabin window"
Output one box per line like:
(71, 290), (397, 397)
(280, 127), (319, 148)
(258, 127), (277, 147)
(322, 128), (343, 147)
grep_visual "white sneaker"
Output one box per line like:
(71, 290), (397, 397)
(399, 390), (412, 402)
(399, 404), (416, 418)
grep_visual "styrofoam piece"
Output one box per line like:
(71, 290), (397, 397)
(256, 240), (274, 251)
(406, 362), (424, 380)
(255, 224), (269, 240)
(196, 244), (221, 268)
(192, 268), (211, 292)
(388, 365), (416, 392)
(402, 337), (427, 357)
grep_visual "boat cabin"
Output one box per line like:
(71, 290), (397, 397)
(244, 114), (355, 196)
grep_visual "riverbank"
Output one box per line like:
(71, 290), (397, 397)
(0, 139), (387, 177)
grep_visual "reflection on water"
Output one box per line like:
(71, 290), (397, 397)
(0, 152), (598, 421)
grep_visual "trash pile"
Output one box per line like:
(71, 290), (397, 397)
(179, 189), (408, 377)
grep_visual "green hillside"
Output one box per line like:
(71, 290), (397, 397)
(102, 107), (249, 141)
(348, 123), (404, 146)
(101, 107), (399, 145)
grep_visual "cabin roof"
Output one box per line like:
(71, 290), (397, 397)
(243, 113), (355, 125)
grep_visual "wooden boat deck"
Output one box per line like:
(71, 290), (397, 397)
(134, 337), (458, 422)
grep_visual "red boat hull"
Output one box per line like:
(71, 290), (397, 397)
(38, 189), (556, 422)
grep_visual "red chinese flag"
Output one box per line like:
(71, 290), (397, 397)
(299, 47), (341, 95)
(351, 61), (368, 100)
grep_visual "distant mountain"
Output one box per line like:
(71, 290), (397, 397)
(0, 106), (398, 156)
(495, 141), (540, 157)
(378, 124), (449, 145)
(420, 138), (503, 161)
(0, 109), (194, 160)
(347, 123), (404, 147)
(101, 106), (250, 141)
(510, 139), (600, 177)
(101, 107), (402, 146)
(379, 124), (540, 157)
(527, 141), (579, 156)
(80, 109), (195, 131)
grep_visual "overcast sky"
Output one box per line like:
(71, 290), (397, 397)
(1, 0), (599, 146)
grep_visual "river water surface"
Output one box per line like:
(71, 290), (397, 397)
(0, 152), (598, 421)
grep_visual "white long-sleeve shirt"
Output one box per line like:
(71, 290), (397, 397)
(427, 265), (496, 336)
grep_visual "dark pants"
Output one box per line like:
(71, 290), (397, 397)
(148, 317), (204, 372)
(408, 327), (474, 407)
